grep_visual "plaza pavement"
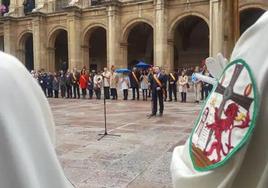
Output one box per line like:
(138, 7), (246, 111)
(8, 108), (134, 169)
(49, 93), (202, 188)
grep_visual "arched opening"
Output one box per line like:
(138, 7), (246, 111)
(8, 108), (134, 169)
(0, 36), (4, 51)
(173, 16), (209, 69)
(18, 33), (34, 71)
(54, 29), (68, 72)
(240, 8), (265, 35)
(87, 27), (107, 72)
(127, 22), (153, 68)
(24, 34), (34, 71)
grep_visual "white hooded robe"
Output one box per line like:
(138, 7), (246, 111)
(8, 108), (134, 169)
(0, 51), (73, 188)
(171, 11), (268, 188)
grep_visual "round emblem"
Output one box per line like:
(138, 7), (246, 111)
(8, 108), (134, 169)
(189, 59), (258, 171)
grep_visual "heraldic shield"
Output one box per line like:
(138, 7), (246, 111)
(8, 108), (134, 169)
(190, 59), (259, 171)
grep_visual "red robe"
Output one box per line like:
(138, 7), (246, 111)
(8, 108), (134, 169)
(79, 74), (88, 89)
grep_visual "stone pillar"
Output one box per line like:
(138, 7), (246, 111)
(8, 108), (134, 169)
(209, 0), (239, 59)
(120, 42), (128, 68)
(3, 19), (16, 55)
(209, 0), (222, 58)
(66, 6), (82, 70)
(166, 39), (174, 72)
(33, 0), (48, 13)
(154, 0), (168, 70)
(47, 0), (56, 12)
(107, 3), (120, 69)
(222, 0), (239, 58)
(6, 0), (24, 17)
(32, 13), (47, 70)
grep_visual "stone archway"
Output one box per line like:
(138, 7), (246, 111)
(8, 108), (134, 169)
(127, 22), (153, 68)
(171, 15), (209, 70)
(240, 8), (266, 35)
(18, 32), (34, 71)
(83, 26), (107, 72)
(122, 21), (154, 69)
(48, 28), (68, 72)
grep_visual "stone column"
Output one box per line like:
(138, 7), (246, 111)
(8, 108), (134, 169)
(6, 0), (24, 17)
(120, 42), (128, 68)
(222, 0), (239, 58)
(209, 0), (222, 58)
(166, 39), (174, 72)
(33, 0), (49, 13)
(107, 3), (120, 69)
(154, 0), (168, 70)
(3, 19), (16, 55)
(32, 13), (47, 71)
(209, 0), (239, 59)
(66, 6), (82, 70)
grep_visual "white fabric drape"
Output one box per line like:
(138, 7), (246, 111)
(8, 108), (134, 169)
(0, 51), (73, 188)
(171, 11), (268, 188)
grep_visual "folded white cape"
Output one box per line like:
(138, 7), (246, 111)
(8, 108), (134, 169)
(0, 52), (73, 188)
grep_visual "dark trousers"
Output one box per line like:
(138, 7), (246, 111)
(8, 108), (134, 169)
(142, 89), (148, 101)
(169, 84), (177, 101)
(204, 87), (212, 100)
(123, 89), (128, 100)
(163, 86), (167, 101)
(132, 87), (139, 100)
(47, 88), (53, 98)
(66, 85), (72, 98)
(104, 87), (110, 99)
(60, 85), (66, 98)
(201, 86), (204, 100)
(95, 88), (101, 99)
(73, 84), (80, 99)
(152, 89), (164, 115)
(88, 89), (93, 99)
(54, 90), (59, 98)
(82, 88), (87, 98)
(180, 92), (187, 102)
(111, 88), (118, 100)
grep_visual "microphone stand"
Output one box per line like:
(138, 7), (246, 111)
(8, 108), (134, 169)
(98, 73), (120, 141)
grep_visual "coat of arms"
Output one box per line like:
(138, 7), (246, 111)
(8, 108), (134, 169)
(190, 59), (258, 171)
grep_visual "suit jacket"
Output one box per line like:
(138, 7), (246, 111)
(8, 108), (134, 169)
(149, 73), (166, 92)
(168, 72), (178, 84)
(129, 71), (140, 88)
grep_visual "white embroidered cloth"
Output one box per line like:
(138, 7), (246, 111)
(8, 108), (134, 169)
(171, 11), (268, 188)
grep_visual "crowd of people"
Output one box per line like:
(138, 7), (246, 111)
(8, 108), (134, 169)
(30, 65), (213, 103)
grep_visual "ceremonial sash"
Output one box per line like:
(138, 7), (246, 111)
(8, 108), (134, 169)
(143, 75), (149, 84)
(72, 73), (77, 83)
(170, 73), (176, 81)
(81, 75), (87, 83)
(153, 74), (163, 88)
(153, 74), (166, 98)
(132, 72), (139, 85)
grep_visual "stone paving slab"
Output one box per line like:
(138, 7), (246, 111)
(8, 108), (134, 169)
(49, 94), (202, 188)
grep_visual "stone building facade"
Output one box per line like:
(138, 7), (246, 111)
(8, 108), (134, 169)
(0, 0), (267, 72)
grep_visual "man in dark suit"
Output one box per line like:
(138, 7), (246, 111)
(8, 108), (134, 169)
(71, 68), (80, 99)
(148, 66), (165, 118)
(168, 69), (178, 101)
(129, 67), (140, 100)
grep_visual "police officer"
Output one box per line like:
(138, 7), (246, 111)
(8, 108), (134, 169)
(168, 69), (178, 101)
(148, 66), (165, 118)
